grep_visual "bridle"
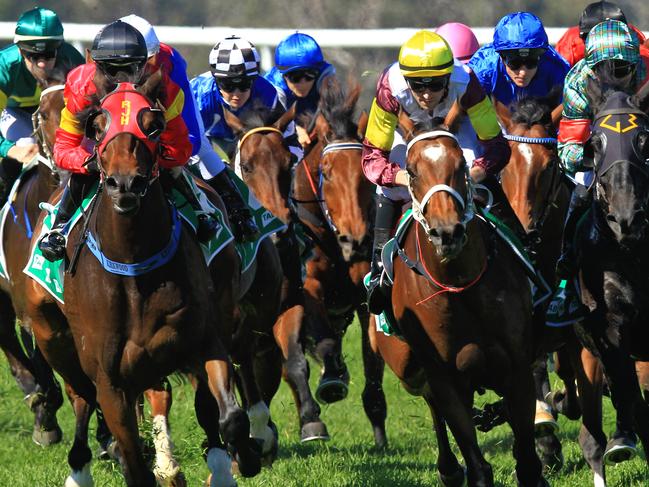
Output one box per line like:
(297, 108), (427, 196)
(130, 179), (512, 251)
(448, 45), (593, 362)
(405, 130), (476, 240)
(234, 126), (284, 178)
(31, 84), (65, 172)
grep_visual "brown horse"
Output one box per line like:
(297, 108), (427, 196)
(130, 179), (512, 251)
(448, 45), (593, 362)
(291, 78), (387, 445)
(24, 73), (260, 487)
(381, 117), (545, 486)
(0, 72), (72, 446)
(223, 104), (330, 442)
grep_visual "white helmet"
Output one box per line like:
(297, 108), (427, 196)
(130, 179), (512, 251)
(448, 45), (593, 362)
(119, 14), (160, 57)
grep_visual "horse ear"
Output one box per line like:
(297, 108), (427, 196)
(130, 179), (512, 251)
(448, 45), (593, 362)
(633, 79), (649, 113)
(222, 107), (245, 136)
(273, 102), (296, 132)
(494, 100), (513, 132)
(85, 48), (93, 64)
(398, 110), (416, 142)
(357, 111), (369, 139)
(551, 104), (563, 129)
(314, 113), (330, 140)
(443, 100), (463, 133)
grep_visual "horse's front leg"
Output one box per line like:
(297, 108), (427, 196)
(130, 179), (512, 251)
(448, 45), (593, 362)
(95, 379), (155, 487)
(361, 311), (387, 449)
(64, 383), (95, 487)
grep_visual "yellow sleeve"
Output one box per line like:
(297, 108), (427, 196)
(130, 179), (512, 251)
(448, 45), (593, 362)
(0, 90), (7, 111)
(60, 105), (83, 135)
(165, 90), (184, 122)
(466, 96), (501, 140)
(365, 98), (398, 151)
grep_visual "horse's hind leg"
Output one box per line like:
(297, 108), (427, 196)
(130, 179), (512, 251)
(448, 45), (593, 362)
(144, 381), (186, 487)
(362, 311), (387, 449)
(553, 347), (582, 419)
(636, 361), (649, 402)
(531, 357), (563, 473)
(64, 383), (95, 487)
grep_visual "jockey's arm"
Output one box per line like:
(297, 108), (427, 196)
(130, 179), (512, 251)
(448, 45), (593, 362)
(460, 71), (511, 177)
(557, 77), (591, 174)
(53, 105), (93, 174)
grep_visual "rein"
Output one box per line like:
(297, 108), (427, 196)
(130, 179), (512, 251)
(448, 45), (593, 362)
(504, 134), (557, 145)
(31, 84), (65, 171)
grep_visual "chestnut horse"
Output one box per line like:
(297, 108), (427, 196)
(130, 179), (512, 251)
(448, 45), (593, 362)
(378, 118), (545, 486)
(223, 104), (330, 442)
(572, 77), (649, 479)
(24, 74), (260, 487)
(291, 78), (387, 445)
(0, 72), (73, 446)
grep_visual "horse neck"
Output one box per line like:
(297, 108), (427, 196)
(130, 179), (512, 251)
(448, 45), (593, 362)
(25, 164), (60, 223)
(94, 182), (172, 261)
(413, 218), (488, 284)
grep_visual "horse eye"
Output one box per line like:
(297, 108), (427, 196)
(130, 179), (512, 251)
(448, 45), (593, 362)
(240, 161), (252, 174)
(407, 167), (417, 179)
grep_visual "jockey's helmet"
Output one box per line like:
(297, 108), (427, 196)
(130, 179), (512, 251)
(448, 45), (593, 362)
(585, 20), (640, 70)
(398, 30), (454, 78)
(120, 14), (160, 58)
(436, 22), (479, 64)
(14, 7), (63, 54)
(210, 36), (261, 79)
(493, 12), (548, 59)
(275, 32), (324, 74)
(91, 21), (148, 82)
(579, 1), (626, 40)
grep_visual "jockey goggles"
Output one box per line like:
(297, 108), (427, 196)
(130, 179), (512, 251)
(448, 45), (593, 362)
(612, 61), (636, 78)
(501, 54), (540, 70)
(284, 69), (318, 83)
(215, 76), (254, 93)
(21, 48), (57, 61)
(406, 75), (449, 93)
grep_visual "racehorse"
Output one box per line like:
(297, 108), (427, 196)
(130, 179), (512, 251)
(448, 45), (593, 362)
(291, 78), (387, 444)
(23, 71), (261, 487)
(572, 75), (649, 479)
(0, 69), (73, 446)
(376, 115), (545, 486)
(223, 104), (330, 442)
(498, 97), (613, 480)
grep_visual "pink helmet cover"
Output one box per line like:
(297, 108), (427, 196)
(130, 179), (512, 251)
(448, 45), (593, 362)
(436, 22), (479, 63)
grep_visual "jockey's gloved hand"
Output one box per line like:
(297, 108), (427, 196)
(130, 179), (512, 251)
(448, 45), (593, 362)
(84, 153), (100, 174)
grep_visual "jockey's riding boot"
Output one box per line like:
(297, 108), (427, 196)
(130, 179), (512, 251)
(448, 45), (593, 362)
(170, 170), (218, 243)
(208, 170), (260, 243)
(479, 175), (528, 244)
(556, 185), (592, 279)
(0, 157), (22, 204)
(38, 174), (90, 262)
(367, 227), (392, 315)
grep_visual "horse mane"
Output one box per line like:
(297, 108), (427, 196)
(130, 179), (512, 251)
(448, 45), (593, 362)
(238, 100), (285, 131)
(509, 88), (561, 134)
(317, 77), (360, 139)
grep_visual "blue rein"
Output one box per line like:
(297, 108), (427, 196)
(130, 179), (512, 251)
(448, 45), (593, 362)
(85, 204), (182, 276)
(504, 134), (558, 145)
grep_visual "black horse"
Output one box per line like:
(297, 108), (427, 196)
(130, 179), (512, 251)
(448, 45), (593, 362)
(575, 76), (649, 480)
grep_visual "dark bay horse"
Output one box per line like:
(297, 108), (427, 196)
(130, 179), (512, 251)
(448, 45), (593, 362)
(0, 74), (70, 446)
(24, 73), (260, 487)
(572, 77), (649, 479)
(222, 104), (330, 442)
(381, 118), (545, 486)
(291, 78), (388, 445)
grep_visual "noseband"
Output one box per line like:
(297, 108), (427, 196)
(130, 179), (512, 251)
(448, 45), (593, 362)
(406, 130), (475, 238)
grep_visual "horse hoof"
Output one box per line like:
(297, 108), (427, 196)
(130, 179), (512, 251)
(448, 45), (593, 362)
(437, 466), (466, 487)
(300, 421), (330, 442)
(64, 463), (93, 487)
(97, 438), (121, 462)
(231, 439), (261, 478)
(154, 465), (185, 487)
(372, 426), (388, 450)
(32, 424), (62, 446)
(604, 435), (637, 465)
(534, 403), (559, 438)
(260, 421), (279, 467)
(545, 389), (581, 420)
(315, 377), (349, 404)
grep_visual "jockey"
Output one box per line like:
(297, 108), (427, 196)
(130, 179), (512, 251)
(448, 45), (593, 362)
(469, 12), (569, 109)
(121, 18), (259, 243)
(264, 32), (335, 146)
(555, 1), (649, 67)
(548, 19), (649, 325)
(190, 35), (302, 165)
(37, 20), (208, 261)
(0, 7), (83, 200)
(362, 30), (513, 314)
(435, 22), (479, 64)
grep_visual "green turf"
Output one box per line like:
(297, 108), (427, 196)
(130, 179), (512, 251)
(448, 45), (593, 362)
(0, 321), (646, 486)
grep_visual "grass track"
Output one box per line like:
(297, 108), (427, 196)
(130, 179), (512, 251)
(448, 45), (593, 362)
(0, 320), (646, 486)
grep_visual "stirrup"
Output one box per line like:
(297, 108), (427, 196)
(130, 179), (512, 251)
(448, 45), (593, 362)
(38, 230), (67, 262)
(229, 211), (260, 243)
(196, 214), (219, 243)
(366, 274), (388, 315)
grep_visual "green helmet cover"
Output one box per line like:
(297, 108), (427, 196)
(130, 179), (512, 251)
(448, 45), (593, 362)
(14, 7), (63, 52)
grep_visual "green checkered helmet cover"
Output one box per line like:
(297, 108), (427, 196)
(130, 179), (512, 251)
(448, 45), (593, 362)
(14, 7), (63, 52)
(585, 19), (639, 69)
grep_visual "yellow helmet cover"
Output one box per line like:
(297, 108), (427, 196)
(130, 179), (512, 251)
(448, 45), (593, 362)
(399, 30), (454, 78)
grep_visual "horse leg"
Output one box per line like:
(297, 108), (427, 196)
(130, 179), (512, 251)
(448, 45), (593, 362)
(273, 306), (329, 442)
(531, 357), (563, 473)
(503, 364), (545, 487)
(144, 380), (186, 487)
(64, 383), (95, 487)
(424, 389), (465, 487)
(552, 347), (582, 419)
(361, 310), (387, 449)
(95, 379), (155, 487)
(636, 361), (649, 403)
(570, 341), (606, 487)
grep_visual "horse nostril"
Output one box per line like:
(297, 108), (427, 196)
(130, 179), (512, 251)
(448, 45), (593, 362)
(338, 234), (351, 244)
(606, 214), (617, 223)
(631, 209), (646, 228)
(129, 175), (148, 195)
(105, 177), (118, 190)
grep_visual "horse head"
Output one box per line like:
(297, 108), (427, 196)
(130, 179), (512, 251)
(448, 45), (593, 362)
(307, 77), (373, 261)
(402, 115), (472, 259)
(223, 102), (295, 222)
(82, 70), (167, 215)
(498, 95), (562, 247)
(585, 75), (649, 248)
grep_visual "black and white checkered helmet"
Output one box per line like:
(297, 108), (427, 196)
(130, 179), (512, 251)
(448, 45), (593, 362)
(209, 36), (260, 79)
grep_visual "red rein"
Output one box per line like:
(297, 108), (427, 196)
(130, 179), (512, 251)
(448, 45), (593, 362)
(415, 223), (488, 306)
